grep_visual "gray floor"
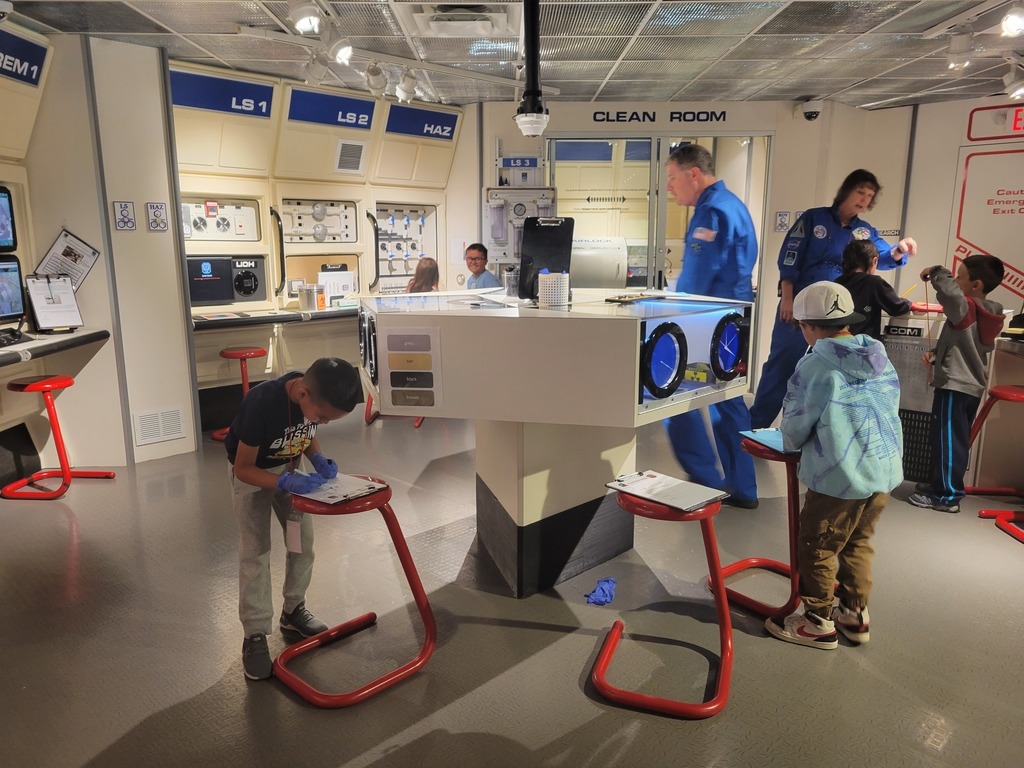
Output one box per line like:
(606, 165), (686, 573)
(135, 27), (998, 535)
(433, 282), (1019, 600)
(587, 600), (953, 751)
(1, 409), (1022, 768)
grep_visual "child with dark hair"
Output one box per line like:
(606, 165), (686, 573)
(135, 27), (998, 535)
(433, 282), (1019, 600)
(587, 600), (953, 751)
(908, 255), (1006, 513)
(836, 239), (912, 340)
(225, 357), (364, 680)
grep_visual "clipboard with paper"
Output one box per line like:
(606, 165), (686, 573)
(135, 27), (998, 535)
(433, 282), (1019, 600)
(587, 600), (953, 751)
(25, 274), (83, 332)
(290, 474), (388, 505)
(606, 470), (727, 511)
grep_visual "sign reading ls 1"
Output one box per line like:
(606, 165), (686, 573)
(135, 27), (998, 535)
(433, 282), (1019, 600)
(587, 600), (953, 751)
(288, 88), (375, 129)
(385, 105), (458, 140)
(0, 28), (48, 87)
(169, 70), (273, 118)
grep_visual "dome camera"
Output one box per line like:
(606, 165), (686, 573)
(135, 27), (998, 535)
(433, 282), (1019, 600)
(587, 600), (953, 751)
(800, 99), (824, 121)
(0, 1), (13, 22)
(514, 111), (550, 138)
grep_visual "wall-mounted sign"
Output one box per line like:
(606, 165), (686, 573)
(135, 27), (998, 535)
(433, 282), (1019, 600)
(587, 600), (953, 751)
(288, 88), (375, 129)
(385, 104), (458, 140)
(0, 28), (48, 87)
(967, 104), (1024, 142)
(501, 157), (539, 168)
(169, 70), (273, 118)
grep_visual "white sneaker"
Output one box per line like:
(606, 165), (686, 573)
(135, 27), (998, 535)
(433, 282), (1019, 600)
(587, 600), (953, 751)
(833, 602), (870, 644)
(765, 612), (838, 650)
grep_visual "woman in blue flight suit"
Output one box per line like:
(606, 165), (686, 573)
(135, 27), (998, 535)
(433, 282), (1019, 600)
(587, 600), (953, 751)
(749, 169), (917, 429)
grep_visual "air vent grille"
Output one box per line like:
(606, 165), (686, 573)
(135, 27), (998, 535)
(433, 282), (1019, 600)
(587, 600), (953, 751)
(335, 140), (366, 174)
(134, 407), (186, 446)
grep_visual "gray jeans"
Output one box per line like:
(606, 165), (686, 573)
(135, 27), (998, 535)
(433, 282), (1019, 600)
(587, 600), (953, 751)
(230, 464), (315, 636)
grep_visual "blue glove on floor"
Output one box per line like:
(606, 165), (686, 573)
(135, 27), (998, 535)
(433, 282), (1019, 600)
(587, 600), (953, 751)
(277, 471), (327, 494)
(310, 453), (338, 479)
(586, 577), (617, 606)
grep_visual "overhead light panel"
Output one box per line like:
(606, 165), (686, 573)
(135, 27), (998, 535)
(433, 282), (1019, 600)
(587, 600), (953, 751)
(365, 62), (388, 98)
(288, 0), (321, 35)
(325, 29), (353, 65)
(395, 68), (418, 103)
(1003, 4), (1024, 36)
(946, 28), (973, 71)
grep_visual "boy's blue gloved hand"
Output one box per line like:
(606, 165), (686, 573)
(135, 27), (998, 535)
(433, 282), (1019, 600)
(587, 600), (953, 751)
(277, 471), (327, 494)
(309, 453), (338, 479)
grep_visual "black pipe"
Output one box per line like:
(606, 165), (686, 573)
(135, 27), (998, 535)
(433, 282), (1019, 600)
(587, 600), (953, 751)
(517, 0), (545, 117)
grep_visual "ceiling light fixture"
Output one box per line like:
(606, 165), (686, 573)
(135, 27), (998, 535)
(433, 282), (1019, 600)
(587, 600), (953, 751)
(288, 0), (321, 35)
(1003, 4), (1024, 35)
(946, 28), (974, 71)
(303, 52), (329, 85)
(514, 0), (549, 138)
(395, 68), (418, 103)
(1004, 68), (1024, 98)
(365, 62), (388, 98)
(325, 29), (353, 66)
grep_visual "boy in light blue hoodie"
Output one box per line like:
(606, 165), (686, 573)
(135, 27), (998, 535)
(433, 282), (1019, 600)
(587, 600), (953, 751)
(766, 281), (903, 651)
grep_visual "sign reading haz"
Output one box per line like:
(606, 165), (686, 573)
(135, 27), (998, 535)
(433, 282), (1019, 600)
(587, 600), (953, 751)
(385, 104), (458, 141)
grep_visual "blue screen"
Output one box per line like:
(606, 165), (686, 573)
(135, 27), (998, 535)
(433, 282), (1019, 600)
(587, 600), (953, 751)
(0, 257), (25, 323)
(0, 187), (16, 253)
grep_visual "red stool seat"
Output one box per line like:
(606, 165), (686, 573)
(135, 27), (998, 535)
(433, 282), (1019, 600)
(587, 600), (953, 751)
(272, 476), (436, 708)
(211, 347), (267, 442)
(1, 375), (116, 500)
(590, 492), (733, 719)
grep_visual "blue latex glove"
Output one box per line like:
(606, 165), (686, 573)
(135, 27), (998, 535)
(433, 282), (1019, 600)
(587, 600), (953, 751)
(585, 577), (617, 606)
(309, 453), (338, 479)
(277, 471), (327, 494)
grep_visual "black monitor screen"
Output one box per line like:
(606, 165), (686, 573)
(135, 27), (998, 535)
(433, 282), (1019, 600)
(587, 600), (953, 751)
(186, 257), (235, 306)
(0, 186), (16, 253)
(0, 256), (25, 324)
(518, 217), (575, 301)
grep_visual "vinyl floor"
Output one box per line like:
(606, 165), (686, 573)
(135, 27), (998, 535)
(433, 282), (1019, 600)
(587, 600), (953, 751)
(1, 410), (1021, 767)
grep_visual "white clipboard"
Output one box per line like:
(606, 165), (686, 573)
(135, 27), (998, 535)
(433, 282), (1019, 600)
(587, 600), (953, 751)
(25, 275), (84, 331)
(291, 474), (387, 504)
(606, 470), (727, 511)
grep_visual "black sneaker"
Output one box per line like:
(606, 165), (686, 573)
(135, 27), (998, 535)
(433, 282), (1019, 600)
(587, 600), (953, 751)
(723, 495), (759, 509)
(242, 633), (273, 680)
(280, 602), (329, 638)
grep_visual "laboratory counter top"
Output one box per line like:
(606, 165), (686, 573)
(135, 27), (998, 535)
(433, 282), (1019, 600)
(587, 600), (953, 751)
(0, 328), (111, 368)
(995, 336), (1024, 358)
(362, 288), (749, 319)
(191, 305), (358, 331)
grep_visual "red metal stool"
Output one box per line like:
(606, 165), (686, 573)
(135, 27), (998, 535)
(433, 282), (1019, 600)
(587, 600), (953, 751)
(273, 476), (436, 708)
(590, 493), (732, 719)
(1, 375), (116, 500)
(978, 508), (1024, 544)
(364, 392), (425, 429)
(211, 346), (267, 442)
(965, 385), (1024, 497)
(713, 437), (802, 618)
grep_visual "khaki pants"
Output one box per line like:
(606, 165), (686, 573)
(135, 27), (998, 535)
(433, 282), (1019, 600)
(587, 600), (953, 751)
(798, 489), (887, 617)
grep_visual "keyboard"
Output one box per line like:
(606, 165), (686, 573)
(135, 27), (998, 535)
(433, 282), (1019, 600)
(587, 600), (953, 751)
(0, 329), (29, 347)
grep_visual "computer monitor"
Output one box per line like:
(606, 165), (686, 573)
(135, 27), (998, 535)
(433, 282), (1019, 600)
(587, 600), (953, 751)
(518, 217), (575, 301)
(0, 255), (26, 324)
(0, 186), (17, 254)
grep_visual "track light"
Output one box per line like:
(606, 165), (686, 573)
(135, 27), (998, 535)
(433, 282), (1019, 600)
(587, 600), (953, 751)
(1004, 68), (1024, 99)
(303, 52), (329, 85)
(288, 0), (321, 35)
(395, 68), (418, 103)
(1002, 4), (1024, 37)
(946, 28), (972, 71)
(325, 30), (353, 65)
(365, 62), (388, 98)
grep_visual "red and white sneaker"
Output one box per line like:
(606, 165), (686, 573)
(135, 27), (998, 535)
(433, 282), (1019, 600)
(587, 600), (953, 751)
(833, 602), (870, 644)
(765, 611), (838, 650)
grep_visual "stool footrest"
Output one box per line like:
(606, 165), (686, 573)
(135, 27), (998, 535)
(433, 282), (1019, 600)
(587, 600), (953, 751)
(719, 557), (800, 618)
(211, 427), (229, 442)
(2, 468), (117, 500)
(978, 509), (1024, 545)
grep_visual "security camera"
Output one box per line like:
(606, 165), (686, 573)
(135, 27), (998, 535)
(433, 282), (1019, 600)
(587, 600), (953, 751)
(800, 99), (824, 121)
(0, 1), (13, 22)
(514, 111), (549, 138)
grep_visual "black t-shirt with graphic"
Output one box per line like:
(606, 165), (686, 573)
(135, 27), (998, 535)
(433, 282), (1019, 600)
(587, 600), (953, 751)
(225, 372), (318, 468)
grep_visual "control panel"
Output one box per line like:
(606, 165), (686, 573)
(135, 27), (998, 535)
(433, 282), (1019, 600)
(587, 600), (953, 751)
(375, 203), (438, 295)
(278, 199), (358, 244)
(181, 199), (260, 242)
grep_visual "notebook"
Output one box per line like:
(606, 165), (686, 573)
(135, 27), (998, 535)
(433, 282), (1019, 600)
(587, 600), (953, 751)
(739, 429), (800, 454)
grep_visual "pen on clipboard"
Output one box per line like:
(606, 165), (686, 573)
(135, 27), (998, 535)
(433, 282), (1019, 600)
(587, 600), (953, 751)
(901, 284), (917, 298)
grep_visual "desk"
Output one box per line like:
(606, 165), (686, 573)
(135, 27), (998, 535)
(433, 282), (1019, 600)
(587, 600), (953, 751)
(0, 329), (110, 368)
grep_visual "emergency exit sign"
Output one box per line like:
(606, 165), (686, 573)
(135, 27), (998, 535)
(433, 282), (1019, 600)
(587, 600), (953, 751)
(967, 104), (1024, 141)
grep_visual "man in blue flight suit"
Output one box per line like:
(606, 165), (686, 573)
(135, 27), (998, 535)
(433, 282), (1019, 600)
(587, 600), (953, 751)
(749, 169), (917, 428)
(665, 143), (758, 507)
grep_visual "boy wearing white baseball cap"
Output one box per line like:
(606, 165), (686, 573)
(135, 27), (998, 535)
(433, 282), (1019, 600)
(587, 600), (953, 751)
(765, 281), (903, 650)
